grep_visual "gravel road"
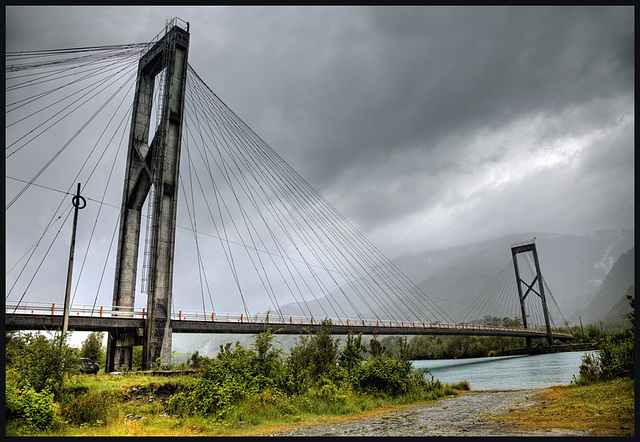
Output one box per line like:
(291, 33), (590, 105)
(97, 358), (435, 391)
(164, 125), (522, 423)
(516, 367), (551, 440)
(253, 389), (595, 437)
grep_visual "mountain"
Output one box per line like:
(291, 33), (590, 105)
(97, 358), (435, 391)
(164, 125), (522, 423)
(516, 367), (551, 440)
(274, 229), (634, 325)
(601, 284), (634, 330)
(409, 231), (634, 324)
(576, 247), (635, 324)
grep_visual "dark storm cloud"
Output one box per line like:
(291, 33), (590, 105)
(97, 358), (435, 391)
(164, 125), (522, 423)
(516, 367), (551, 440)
(6, 5), (634, 273)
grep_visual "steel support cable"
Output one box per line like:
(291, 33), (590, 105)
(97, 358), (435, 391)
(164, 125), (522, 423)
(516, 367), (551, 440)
(540, 275), (568, 329)
(70, 94), (134, 305)
(180, 106), (249, 315)
(180, 144), (216, 315)
(6, 57), (137, 114)
(5, 208), (65, 278)
(6, 59), (138, 159)
(5, 49), (139, 83)
(187, 65), (451, 323)
(6, 170), (90, 302)
(202, 93), (384, 324)
(6, 58), (139, 126)
(5, 67), (137, 210)
(91, 211), (121, 315)
(181, 122), (218, 315)
(6, 69), (136, 302)
(184, 92), (300, 319)
(194, 104), (335, 322)
(190, 83), (360, 322)
(184, 87), (286, 319)
(8, 87), (132, 307)
(257, 138), (453, 323)
(9, 204), (74, 311)
(182, 109), (255, 316)
(471, 267), (509, 322)
(87, 117), (130, 315)
(186, 67), (377, 320)
(5, 49), (140, 97)
(181, 126), (248, 315)
(195, 74), (428, 322)
(229, 121), (398, 322)
(234, 121), (430, 322)
(185, 79), (329, 320)
(5, 176), (120, 210)
(457, 260), (512, 323)
(228, 114), (416, 322)
(5, 44), (148, 72)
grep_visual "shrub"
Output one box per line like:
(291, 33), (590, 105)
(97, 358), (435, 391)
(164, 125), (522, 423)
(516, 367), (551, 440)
(355, 355), (410, 396)
(5, 377), (63, 431)
(6, 332), (78, 398)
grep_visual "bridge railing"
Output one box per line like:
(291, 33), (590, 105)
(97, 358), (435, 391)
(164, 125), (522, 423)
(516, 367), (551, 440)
(5, 302), (572, 338)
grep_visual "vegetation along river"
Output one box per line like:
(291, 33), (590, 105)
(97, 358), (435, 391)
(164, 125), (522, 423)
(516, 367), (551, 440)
(258, 351), (594, 436)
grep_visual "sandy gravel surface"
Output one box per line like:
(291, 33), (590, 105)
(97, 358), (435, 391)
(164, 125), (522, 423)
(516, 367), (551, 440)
(253, 389), (596, 437)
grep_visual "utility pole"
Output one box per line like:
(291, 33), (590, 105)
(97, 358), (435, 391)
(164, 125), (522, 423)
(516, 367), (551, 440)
(61, 183), (86, 343)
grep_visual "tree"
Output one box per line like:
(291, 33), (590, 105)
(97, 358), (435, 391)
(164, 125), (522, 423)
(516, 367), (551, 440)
(80, 332), (104, 367)
(6, 332), (78, 398)
(338, 332), (364, 378)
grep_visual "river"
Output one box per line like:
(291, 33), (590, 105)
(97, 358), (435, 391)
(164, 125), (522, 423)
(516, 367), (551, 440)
(257, 351), (597, 436)
(413, 350), (593, 390)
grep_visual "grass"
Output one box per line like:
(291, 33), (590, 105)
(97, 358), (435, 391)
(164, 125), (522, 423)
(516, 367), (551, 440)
(489, 378), (635, 436)
(5, 371), (469, 437)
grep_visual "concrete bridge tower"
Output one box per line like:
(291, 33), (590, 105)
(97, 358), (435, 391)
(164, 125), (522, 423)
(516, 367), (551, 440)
(106, 21), (189, 372)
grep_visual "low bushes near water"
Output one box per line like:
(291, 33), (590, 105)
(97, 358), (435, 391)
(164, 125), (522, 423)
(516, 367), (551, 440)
(165, 322), (468, 430)
(574, 294), (634, 386)
(5, 322), (470, 436)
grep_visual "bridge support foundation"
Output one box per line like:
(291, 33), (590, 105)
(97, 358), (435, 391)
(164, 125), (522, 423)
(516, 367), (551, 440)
(106, 22), (189, 372)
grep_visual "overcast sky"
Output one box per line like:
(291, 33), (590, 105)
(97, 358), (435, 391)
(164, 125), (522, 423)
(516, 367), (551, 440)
(5, 6), (634, 318)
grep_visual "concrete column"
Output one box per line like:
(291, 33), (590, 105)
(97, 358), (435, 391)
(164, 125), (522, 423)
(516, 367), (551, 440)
(106, 25), (189, 372)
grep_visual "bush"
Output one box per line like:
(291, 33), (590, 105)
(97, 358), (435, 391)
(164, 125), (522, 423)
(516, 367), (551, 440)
(575, 332), (634, 384)
(6, 332), (78, 398)
(355, 355), (411, 396)
(5, 377), (63, 431)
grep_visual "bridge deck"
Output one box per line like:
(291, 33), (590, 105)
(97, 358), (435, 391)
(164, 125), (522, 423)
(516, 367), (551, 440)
(5, 313), (573, 341)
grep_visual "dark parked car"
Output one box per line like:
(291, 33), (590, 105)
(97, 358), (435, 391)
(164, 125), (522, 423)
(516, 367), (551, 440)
(78, 357), (99, 374)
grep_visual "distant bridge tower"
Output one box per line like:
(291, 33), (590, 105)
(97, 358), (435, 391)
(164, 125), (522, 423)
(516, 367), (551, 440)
(511, 240), (553, 346)
(106, 21), (189, 372)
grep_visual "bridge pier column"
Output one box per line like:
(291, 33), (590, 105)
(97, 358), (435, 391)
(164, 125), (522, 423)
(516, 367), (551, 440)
(511, 240), (554, 347)
(106, 22), (189, 372)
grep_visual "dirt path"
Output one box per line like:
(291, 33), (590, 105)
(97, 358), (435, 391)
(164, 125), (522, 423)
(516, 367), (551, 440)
(253, 389), (595, 437)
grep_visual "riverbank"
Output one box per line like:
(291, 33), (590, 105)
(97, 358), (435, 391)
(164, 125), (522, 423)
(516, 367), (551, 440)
(249, 378), (634, 437)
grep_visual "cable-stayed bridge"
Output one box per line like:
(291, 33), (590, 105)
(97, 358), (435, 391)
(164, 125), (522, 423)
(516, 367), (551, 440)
(5, 19), (572, 371)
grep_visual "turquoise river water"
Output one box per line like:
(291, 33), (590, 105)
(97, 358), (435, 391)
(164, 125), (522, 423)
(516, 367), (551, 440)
(412, 350), (594, 390)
